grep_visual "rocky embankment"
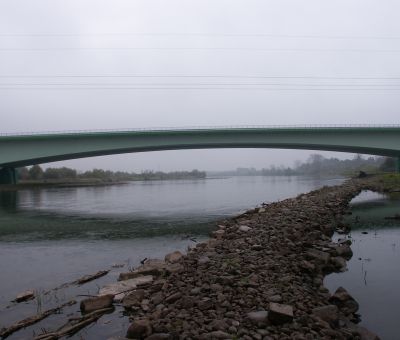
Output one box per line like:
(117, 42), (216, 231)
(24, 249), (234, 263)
(94, 178), (384, 339)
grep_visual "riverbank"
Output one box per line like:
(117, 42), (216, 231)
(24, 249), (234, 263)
(113, 176), (392, 339)
(1, 175), (397, 339)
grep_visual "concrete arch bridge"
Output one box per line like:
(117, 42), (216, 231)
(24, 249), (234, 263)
(0, 125), (399, 184)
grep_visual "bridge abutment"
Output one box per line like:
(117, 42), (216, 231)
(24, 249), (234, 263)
(0, 167), (17, 185)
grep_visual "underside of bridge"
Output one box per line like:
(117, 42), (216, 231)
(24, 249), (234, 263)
(0, 127), (399, 184)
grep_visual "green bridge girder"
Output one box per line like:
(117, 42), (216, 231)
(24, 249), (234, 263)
(0, 126), (399, 184)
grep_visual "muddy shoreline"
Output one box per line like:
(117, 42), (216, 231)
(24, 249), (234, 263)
(115, 177), (387, 339)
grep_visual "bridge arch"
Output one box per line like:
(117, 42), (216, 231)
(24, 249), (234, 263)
(0, 126), (399, 183)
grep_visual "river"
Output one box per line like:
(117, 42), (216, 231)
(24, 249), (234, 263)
(1, 176), (398, 339)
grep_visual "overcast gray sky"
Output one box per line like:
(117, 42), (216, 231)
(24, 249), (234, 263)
(1, 0), (399, 171)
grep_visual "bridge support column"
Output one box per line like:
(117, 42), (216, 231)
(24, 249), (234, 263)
(0, 167), (17, 185)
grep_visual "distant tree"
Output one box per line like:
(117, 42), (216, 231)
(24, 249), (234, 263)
(379, 157), (396, 172)
(17, 167), (30, 180)
(29, 165), (44, 180)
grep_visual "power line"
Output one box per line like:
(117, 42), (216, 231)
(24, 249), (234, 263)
(1, 47), (400, 53)
(1, 32), (400, 40)
(1, 83), (400, 87)
(1, 87), (400, 91)
(0, 75), (399, 80)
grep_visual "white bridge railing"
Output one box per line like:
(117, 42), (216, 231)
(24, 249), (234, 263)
(1, 124), (400, 137)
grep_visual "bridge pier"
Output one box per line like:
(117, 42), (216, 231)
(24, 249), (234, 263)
(396, 157), (400, 173)
(0, 167), (17, 185)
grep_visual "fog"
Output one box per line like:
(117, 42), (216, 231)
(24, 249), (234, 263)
(1, 0), (399, 171)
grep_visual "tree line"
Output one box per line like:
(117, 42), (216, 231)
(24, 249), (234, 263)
(17, 165), (206, 182)
(209, 155), (396, 177)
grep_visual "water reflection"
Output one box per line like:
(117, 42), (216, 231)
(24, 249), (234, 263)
(325, 191), (400, 340)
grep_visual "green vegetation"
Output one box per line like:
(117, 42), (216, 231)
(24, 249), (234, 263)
(17, 166), (206, 183)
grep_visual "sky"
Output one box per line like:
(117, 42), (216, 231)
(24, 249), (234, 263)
(0, 0), (399, 171)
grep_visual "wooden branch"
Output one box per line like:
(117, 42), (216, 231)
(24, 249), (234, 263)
(0, 300), (76, 339)
(33, 307), (114, 340)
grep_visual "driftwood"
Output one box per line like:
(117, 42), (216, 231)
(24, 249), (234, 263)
(43, 269), (110, 296)
(73, 270), (110, 285)
(0, 300), (76, 339)
(33, 307), (113, 340)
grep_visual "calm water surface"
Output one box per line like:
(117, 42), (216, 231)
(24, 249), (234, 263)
(325, 190), (400, 340)
(0, 176), (343, 339)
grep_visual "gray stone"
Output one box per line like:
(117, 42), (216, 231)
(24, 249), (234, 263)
(268, 302), (294, 325)
(198, 256), (211, 265)
(329, 286), (359, 314)
(80, 294), (114, 313)
(312, 305), (339, 325)
(164, 251), (183, 264)
(247, 311), (269, 324)
(122, 289), (146, 308)
(238, 225), (251, 232)
(126, 319), (152, 339)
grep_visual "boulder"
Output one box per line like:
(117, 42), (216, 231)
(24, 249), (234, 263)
(80, 294), (114, 313)
(312, 305), (339, 326)
(126, 319), (152, 339)
(122, 289), (146, 308)
(334, 244), (353, 260)
(329, 286), (359, 314)
(164, 251), (183, 264)
(268, 302), (294, 325)
(99, 276), (153, 301)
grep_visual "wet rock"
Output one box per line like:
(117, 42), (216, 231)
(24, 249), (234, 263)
(355, 326), (380, 340)
(13, 290), (35, 303)
(80, 294), (114, 313)
(123, 289), (146, 308)
(330, 256), (347, 271)
(268, 303), (294, 325)
(312, 305), (339, 326)
(306, 249), (330, 265)
(126, 319), (152, 339)
(329, 287), (359, 314)
(164, 251), (183, 264)
(99, 276), (153, 301)
(334, 244), (353, 260)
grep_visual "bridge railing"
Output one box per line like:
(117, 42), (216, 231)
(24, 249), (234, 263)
(1, 124), (400, 137)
